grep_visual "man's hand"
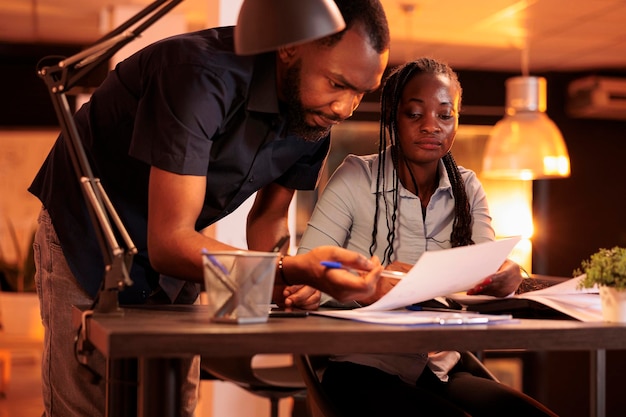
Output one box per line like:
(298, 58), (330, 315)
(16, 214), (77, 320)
(286, 247), (383, 303)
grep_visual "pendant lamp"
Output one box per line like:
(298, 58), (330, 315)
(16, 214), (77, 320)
(482, 76), (571, 180)
(234, 0), (346, 55)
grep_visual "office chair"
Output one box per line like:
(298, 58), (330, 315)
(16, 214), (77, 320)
(294, 355), (343, 417)
(200, 355), (307, 417)
(295, 352), (498, 417)
(459, 351), (500, 381)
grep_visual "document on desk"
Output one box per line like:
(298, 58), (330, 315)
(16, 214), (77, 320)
(520, 275), (601, 321)
(313, 237), (520, 325)
(448, 274), (602, 322)
(362, 237), (520, 312)
(314, 309), (513, 325)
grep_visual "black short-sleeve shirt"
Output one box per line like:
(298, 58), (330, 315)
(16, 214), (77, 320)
(29, 27), (330, 303)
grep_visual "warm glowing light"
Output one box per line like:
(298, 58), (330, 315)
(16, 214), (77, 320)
(482, 77), (571, 180)
(481, 179), (533, 272)
(486, 181), (533, 239)
(519, 170), (534, 181)
(508, 238), (532, 272)
(543, 156), (570, 177)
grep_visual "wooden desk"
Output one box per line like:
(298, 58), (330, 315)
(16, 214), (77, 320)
(75, 305), (626, 417)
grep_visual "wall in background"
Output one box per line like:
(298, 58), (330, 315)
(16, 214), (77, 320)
(531, 71), (626, 277)
(0, 129), (57, 264)
(0, 43), (110, 127)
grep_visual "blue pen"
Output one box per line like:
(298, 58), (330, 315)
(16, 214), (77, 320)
(201, 248), (230, 275)
(320, 261), (406, 279)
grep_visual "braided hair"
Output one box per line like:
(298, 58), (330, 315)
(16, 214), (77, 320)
(369, 58), (474, 264)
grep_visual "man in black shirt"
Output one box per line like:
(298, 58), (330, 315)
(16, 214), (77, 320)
(29, 1), (389, 416)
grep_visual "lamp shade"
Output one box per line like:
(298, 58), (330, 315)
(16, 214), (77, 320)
(482, 76), (571, 180)
(235, 0), (346, 55)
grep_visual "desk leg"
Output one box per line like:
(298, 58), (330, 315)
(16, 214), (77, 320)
(138, 357), (182, 417)
(590, 349), (606, 417)
(106, 358), (138, 417)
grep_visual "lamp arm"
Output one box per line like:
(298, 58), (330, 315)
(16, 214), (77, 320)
(37, 0), (184, 313)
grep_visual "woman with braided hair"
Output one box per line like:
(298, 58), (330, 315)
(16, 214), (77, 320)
(296, 58), (558, 416)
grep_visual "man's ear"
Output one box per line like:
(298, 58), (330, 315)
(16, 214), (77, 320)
(277, 46), (298, 64)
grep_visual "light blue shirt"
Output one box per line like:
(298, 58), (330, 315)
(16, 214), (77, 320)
(297, 149), (495, 383)
(299, 150), (494, 261)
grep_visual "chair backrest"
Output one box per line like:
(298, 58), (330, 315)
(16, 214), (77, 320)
(459, 351), (500, 382)
(201, 355), (306, 417)
(294, 355), (345, 417)
(201, 355), (262, 388)
(200, 355), (305, 391)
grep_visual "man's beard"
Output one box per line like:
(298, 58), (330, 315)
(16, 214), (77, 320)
(282, 62), (332, 142)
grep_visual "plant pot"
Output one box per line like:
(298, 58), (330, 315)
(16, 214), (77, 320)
(599, 286), (626, 323)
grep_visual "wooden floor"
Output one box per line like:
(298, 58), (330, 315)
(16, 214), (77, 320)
(0, 352), (43, 417)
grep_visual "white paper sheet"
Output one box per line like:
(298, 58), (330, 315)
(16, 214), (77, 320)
(448, 274), (603, 322)
(314, 309), (513, 325)
(358, 237), (521, 312)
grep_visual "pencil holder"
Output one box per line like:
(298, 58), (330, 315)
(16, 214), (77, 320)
(202, 250), (278, 323)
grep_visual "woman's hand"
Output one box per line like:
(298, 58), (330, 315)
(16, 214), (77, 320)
(385, 260), (412, 273)
(355, 275), (400, 306)
(350, 260), (410, 305)
(466, 258), (523, 297)
(282, 285), (321, 310)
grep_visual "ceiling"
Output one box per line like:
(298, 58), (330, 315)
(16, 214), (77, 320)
(1, 0), (626, 72)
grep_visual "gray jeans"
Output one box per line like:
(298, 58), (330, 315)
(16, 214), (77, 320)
(34, 208), (199, 417)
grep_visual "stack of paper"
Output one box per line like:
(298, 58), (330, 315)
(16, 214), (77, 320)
(312, 237), (521, 325)
(314, 309), (513, 325)
(448, 275), (602, 322)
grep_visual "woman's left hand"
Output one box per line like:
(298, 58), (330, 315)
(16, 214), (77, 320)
(466, 259), (523, 297)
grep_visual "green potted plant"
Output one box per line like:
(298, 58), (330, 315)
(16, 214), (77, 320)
(575, 246), (626, 323)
